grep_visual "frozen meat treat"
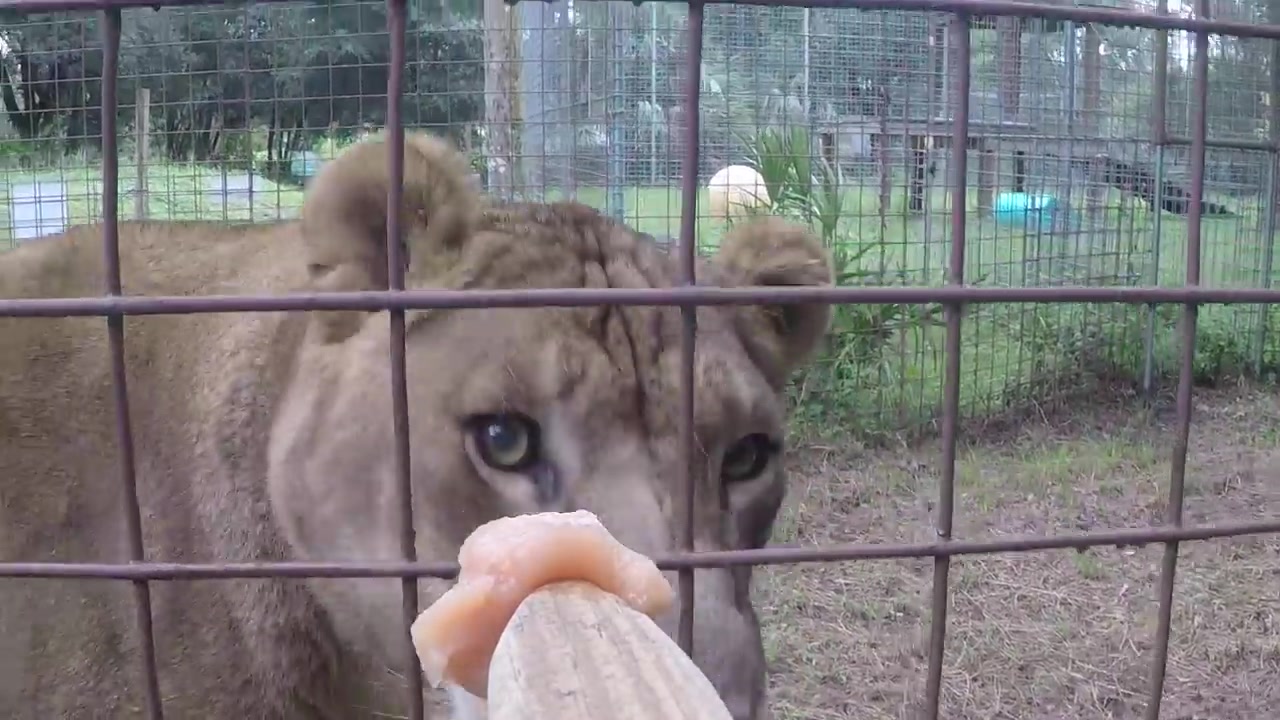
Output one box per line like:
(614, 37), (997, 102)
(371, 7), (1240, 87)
(409, 509), (675, 699)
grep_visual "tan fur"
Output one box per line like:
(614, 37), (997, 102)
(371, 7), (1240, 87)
(0, 132), (833, 720)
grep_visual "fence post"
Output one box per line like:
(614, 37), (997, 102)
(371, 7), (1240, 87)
(1143, 147), (1168, 395)
(1256, 155), (1278, 375)
(977, 144), (995, 213)
(1142, 0), (1170, 397)
(1255, 4), (1280, 376)
(133, 88), (150, 221)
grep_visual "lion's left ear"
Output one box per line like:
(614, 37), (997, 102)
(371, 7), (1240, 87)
(711, 216), (834, 389)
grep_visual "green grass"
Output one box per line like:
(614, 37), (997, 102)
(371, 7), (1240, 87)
(521, 182), (1276, 431)
(3, 156), (1278, 439)
(565, 182), (1274, 288)
(0, 161), (304, 245)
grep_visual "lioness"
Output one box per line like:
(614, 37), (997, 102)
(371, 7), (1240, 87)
(0, 133), (832, 719)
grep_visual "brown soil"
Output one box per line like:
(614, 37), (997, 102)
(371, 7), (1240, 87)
(759, 383), (1280, 720)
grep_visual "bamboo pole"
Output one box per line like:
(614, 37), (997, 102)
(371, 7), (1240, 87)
(133, 88), (150, 220)
(487, 580), (732, 720)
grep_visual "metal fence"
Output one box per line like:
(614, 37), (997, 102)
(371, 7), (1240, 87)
(2, 0), (1280, 719)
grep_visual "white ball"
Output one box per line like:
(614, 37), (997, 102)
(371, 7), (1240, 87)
(706, 165), (770, 220)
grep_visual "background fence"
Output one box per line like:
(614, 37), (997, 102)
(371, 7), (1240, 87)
(0, 0), (1272, 430)
(4, 0), (1280, 440)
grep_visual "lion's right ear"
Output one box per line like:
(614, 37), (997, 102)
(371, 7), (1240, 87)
(299, 132), (482, 343)
(711, 216), (834, 390)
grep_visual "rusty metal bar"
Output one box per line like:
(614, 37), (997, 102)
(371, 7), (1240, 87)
(1161, 135), (1272, 151)
(1144, 0), (1211, 715)
(43, 0), (1280, 32)
(12, 284), (1280, 319)
(675, 0), (707, 659)
(886, 131), (1278, 151)
(1, 518), (1277, 580)
(934, 127), (1280, 150)
(8, 0), (1280, 39)
(1260, 3), (1280, 375)
(382, 1), (423, 717)
(98, 9), (165, 719)
(1151, 0), (1168, 147)
(705, 0), (1280, 35)
(924, 13), (970, 719)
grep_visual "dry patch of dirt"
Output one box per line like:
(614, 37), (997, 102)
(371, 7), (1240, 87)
(760, 384), (1280, 720)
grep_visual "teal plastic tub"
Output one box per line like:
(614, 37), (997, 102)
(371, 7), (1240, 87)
(993, 192), (1059, 232)
(290, 151), (323, 181)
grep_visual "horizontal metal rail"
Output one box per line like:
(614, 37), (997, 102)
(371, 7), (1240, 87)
(0, 517), (1276, 580)
(5, 284), (1280, 319)
(4, 0), (1280, 40)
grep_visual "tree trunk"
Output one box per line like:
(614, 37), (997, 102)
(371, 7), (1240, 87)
(484, 0), (520, 199)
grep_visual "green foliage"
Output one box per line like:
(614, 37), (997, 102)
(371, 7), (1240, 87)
(0, 3), (483, 164)
(733, 126), (944, 431)
(998, 298), (1280, 402)
(728, 126), (1280, 441)
(1128, 303), (1280, 387)
(0, 135), (63, 169)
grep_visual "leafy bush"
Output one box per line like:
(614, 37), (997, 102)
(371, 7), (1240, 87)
(732, 126), (944, 431)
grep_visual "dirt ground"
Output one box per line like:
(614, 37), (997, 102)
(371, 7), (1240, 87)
(757, 383), (1280, 720)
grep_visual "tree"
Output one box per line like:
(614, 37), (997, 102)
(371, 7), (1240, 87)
(0, 1), (484, 166)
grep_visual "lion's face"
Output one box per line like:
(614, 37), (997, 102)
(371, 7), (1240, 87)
(266, 135), (832, 719)
(275, 311), (791, 718)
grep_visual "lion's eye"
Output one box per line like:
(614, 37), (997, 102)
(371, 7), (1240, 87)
(469, 413), (541, 472)
(721, 433), (778, 484)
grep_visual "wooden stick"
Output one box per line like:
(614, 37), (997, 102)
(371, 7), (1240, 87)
(133, 88), (150, 220)
(487, 580), (733, 720)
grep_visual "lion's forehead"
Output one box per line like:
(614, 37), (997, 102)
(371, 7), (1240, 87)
(450, 212), (781, 436)
(486, 305), (776, 440)
(471, 202), (730, 291)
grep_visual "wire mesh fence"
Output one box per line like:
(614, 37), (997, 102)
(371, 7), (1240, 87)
(3, 0), (1280, 437)
(1, 0), (1280, 718)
